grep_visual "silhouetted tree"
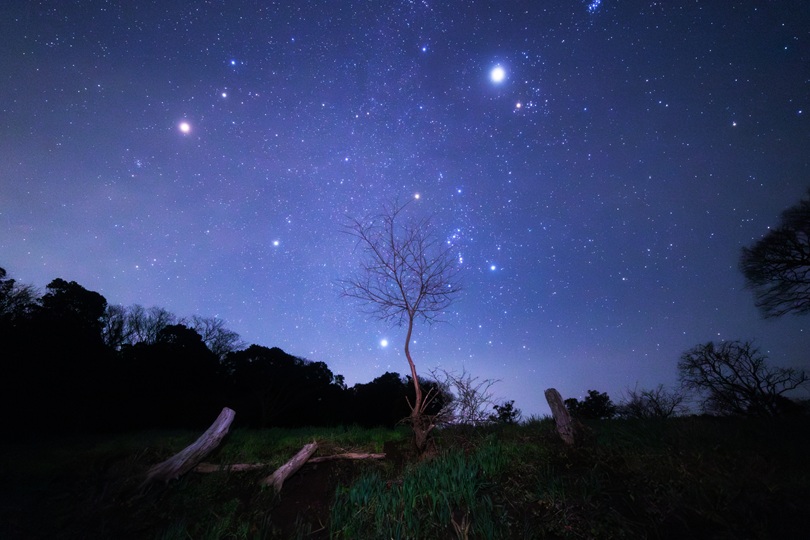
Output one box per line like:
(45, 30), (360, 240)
(119, 324), (222, 428)
(348, 372), (448, 428)
(187, 315), (243, 360)
(740, 190), (810, 317)
(340, 199), (462, 452)
(223, 345), (342, 427)
(125, 305), (178, 345)
(618, 384), (687, 419)
(489, 400), (522, 424)
(101, 303), (128, 349)
(0, 268), (40, 434)
(0, 267), (38, 324)
(40, 278), (107, 336)
(678, 340), (809, 417)
(350, 372), (412, 428)
(565, 390), (617, 420)
(20, 278), (114, 431)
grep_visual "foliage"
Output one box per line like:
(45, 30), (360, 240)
(617, 384), (688, 419)
(330, 440), (506, 539)
(488, 400), (522, 425)
(678, 340), (809, 416)
(564, 389), (617, 420)
(740, 189), (810, 317)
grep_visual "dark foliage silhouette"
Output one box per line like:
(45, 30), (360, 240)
(489, 400), (522, 424)
(740, 189), (810, 317)
(617, 384), (687, 419)
(678, 340), (809, 417)
(0, 266), (458, 435)
(565, 390), (617, 420)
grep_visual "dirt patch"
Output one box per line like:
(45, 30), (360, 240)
(266, 439), (414, 538)
(267, 458), (380, 538)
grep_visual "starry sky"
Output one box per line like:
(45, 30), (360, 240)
(2, 0), (810, 417)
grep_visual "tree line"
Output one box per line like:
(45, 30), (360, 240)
(0, 269), (448, 435)
(3, 187), (810, 435)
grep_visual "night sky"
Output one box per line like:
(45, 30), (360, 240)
(2, 1), (809, 416)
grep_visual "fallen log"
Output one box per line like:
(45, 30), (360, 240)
(194, 452), (385, 474)
(260, 441), (318, 492)
(143, 407), (236, 485)
(194, 462), (268, 473)
(544, 388), (577, 445)
(308, 452), (385, 463)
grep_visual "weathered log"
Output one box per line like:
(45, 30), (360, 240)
(261, 441), (318, 492)
(308, 452), (385, 463)
(194, 462), (268, 473)
(544, 388), (577, 445)
(194, 452), (385, 474)
(143, 407), (236, 485)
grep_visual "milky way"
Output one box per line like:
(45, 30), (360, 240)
(2, 1), (809, 415)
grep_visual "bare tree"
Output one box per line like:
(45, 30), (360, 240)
(101, 304), (128, 349)
(0, 267), (38, 322)
(740, 190), (810, 317)
(187, 315), (244, 360)
(678, 340), (809, 416)
(340, 199), (462, 452)
(618, 384), (687, 419)
(430, 367), (499, 426)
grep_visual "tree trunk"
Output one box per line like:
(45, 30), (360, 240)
(544, 388), (577, 445)
(143, 407), (235, 485)
(404, 314), (434, 454)
(261, 441), (318, 492)
(404, 315), (422, 417)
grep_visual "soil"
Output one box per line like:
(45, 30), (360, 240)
(268, 459), (361, 538)
(269, 438), (413, 538)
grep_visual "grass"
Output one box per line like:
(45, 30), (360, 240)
(1, 416), (809, 539)
(330, 437), (507, 539)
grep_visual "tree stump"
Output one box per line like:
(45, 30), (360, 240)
(261, 441), (318, 492)
(544, 388), (577, 445)
(143, 407), (236, 485)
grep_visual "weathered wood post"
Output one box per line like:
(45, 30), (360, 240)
(544, 388), (577, 445)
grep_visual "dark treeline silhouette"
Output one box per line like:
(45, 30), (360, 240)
(0, 267), (446, 435)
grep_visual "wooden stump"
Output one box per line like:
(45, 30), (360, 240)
(544, 388), (577, 445)
(261, 441), (318, 492)
(143, 407), (236, 485)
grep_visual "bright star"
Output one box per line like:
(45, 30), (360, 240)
(380, 339), (389, 348)
(178, 121), (191, 134)
(490, 66), (506, 83)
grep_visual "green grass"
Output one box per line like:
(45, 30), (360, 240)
(330, 437), (507, 539)
(2, 417), (809, 539)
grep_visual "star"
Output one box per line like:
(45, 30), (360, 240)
(490, 66), (506, 83)
(380, 339), (389, 348)
(178, 121), (191, 134)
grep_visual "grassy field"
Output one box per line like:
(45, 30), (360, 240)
(1, 416), (808, 539)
